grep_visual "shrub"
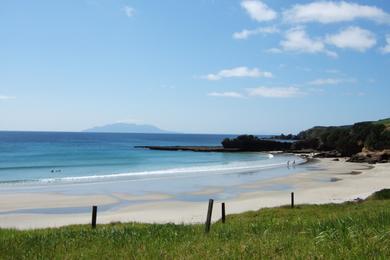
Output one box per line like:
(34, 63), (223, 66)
(369, 189), (390, 200)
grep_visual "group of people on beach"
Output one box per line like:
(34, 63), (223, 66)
(287, 160), (296, 168)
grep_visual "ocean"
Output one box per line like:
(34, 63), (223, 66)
(0, 132), (305, 199)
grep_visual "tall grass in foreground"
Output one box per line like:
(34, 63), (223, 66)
(1, 190), (390, 259)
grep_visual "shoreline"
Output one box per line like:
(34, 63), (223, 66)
(0, 158), (389, 230)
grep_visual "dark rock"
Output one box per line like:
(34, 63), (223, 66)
(135, 146), (241, 152)
(354, 198), (364, 203)
(313, 151), (342, 158)
(347, 149), (390, 164)
(347, 154), (378, 164)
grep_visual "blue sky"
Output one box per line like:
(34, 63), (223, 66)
(1, 0), (390, 134)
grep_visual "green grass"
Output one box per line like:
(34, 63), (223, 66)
(2, 190), (390, 259)
(375, 118), (390, 127)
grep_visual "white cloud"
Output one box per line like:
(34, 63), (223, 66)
(208, 92), (243, 98)
(0, 95), (15, 100)
(343, 91), (366, 97)
(115, 118), (141, 124)
(233, 26), (279, 40)
(279, 27), (338, 58)
(280, 28), (322, 53)
(283, 1), (390, 24)
(326, 26), (376, 52)
(325, 69), (341, 74)
(204, 67), (273, 80)
(308, 88), (325, 93)
(246, 86), (303, 98)
(308, 78), (356, 86)
(380, 34), (390, 54)
(241, 0), (277, 22)
(161, 84), (175, 89)
(271, 27), (376, 57)
(123, 6), (135, 17)
(266, 48), (283, 53)
(309, 78), (341, 85)
(208, 87), (304, 98)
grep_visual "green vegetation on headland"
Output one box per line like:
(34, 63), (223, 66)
(222, 134), (292, 151)
(295, 119), (390, 155)
(138, 118), (390, 162)
(1, 189), (390, 258)
(223, 118), (390, 161)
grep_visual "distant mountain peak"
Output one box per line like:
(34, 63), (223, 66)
(83, 123), (173, 134)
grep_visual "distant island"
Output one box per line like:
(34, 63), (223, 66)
(83, 123), (173, 134)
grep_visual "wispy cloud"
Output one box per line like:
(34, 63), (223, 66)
(203, 67), (273, 80)
(273, 27), (338, 58)
(208, 92), (244, 98)
(326, 26), (376, 52)
(380, 34), (390, 54)
(233, 26), (279, 40)
(308, 78), (356, 86)
(0, 95), (15, 100)
(325, 69), (341, 74)
(161, 84), (176, 89)
(208, 86), (304, 99)
(283, 1), (390, 24)
(123, 6), (135, 17)
(241, 0), (277, 22)
(115, 118), (141, 124)
(266, 48), (282, 54)
(269, 26), (377, 57)
(246, 86), (303, 98)
(343, 91), (366, 97)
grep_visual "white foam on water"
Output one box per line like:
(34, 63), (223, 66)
(37, 155), (306, 184)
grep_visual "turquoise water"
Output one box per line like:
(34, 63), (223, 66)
(0, 132), (303, 185)
(0, 132), (308, 215)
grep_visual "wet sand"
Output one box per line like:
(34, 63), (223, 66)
(0, 158), (389, 230)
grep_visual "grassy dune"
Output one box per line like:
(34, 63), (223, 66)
(1, 190), (390, 259)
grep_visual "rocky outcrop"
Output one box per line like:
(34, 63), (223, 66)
(313, 150), (343, 158)
(135, 146), (241, 152)
(347, 149), (390, 164)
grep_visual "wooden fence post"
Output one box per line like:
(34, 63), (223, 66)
(205, 199), (214, 233)
(221, 202), (226, 224)
(92, 205), (97, 228)
(291, 192), (294, 208)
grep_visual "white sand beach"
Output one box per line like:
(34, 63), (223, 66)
(0, 158), (389, 230)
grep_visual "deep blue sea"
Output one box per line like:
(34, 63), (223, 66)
(0, 132), (303, 186)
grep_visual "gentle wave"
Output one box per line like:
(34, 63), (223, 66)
(0, 154), (306, 185)
(34, 156), (306, 184)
